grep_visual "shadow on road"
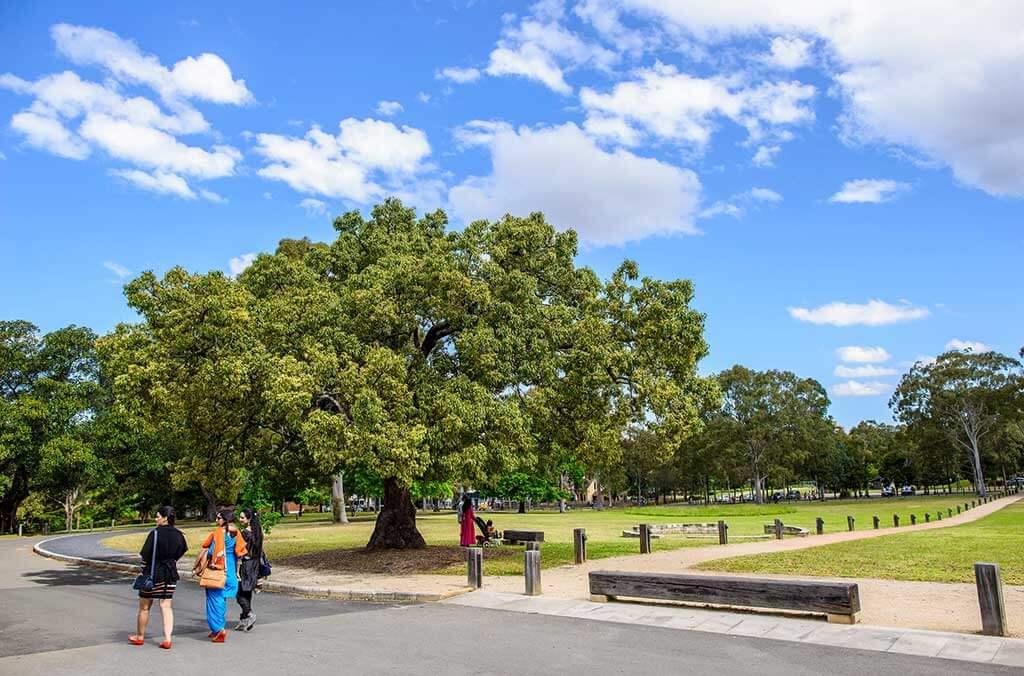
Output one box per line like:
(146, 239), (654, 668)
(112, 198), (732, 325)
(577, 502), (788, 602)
(23, 565), (133, 587)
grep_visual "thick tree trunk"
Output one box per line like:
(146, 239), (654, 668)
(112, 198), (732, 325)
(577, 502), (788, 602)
(199, 483), (218, 521)
(0, 468), (29, 534)
(331, 471), (349, 524)
(366, 477), (426, 549)
(518, 499), (526, 514)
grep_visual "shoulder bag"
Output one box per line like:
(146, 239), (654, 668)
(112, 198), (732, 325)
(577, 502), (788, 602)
(132, 529), (158, 592)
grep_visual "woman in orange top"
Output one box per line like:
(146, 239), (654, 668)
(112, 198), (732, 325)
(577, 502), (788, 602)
(201, 510), (247, 642)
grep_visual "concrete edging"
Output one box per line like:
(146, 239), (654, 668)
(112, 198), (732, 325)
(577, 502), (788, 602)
(32, 536), (474, 603)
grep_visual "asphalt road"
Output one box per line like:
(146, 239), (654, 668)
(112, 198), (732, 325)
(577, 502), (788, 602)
(0, 536), (1017, 676)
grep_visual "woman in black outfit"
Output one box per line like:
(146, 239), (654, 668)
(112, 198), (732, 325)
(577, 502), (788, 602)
(235, 508), (264, 631)
(129, 505), (188, 649)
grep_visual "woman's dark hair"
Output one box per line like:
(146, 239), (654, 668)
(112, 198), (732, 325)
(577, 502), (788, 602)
(461, 494), (472, 511)
(241, 507), (264, 553)
(218, 509), (236, 532)
(157, 505), (176, 526)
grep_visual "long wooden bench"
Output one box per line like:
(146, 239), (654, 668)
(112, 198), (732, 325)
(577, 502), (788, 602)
(503, 530), (544, 544)
(588, 571), (860, 624)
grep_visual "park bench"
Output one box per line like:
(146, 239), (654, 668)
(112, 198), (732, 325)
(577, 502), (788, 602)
(503, 530), (544, 545)
(588, 571), (861, 624)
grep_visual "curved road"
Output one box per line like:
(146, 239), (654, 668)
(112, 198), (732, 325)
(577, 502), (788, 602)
(0, 536), (1019, 675)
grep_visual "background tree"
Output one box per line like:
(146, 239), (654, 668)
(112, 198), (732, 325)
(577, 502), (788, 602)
(891, 350), (1022, 496)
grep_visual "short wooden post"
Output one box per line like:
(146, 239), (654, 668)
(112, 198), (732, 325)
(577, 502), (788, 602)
(975, 563), (1007, 636)
(639, 524), (652, 554)
(948, 508), (953, 518)
(893, 514), (900, 527)
(910, 514), (917, 525)
(957, 505), (961, 515)
(925, 513), (930, 523)
(964, 502), (969, 511)
(717, 520), (728, 545)
(467, 547), (483, 589)
(872, 515), (880, 529)
(573, 528), (587, 564)
(971, 500), (976, 509)
(524, 550), (541, 596)
(937, 511), (943, 520)
(815, 517), (824, 535)
(774, 518), (784, 540)
(43, 523), (49, 535)
(847, 516), (855, 532)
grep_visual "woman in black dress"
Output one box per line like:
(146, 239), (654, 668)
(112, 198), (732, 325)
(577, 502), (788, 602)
(128, 505), (188, 649)
(235, 508), (264, 631)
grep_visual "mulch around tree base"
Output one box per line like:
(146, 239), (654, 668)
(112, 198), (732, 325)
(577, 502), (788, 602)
(277, 545), (520, 575)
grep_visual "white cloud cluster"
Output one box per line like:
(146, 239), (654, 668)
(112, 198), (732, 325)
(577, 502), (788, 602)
(437, 67), (481, 84)
(829, 179), (910, 204)
(254, 118), (437, 205)
(835, 346), (891, 363)
(228, 252), (257, 278)
(482, 0), (619, 94)
(580, 63), (814, 158)
(0, 24), (248, 200)
(375, 100), (403, 117)
(832, 381), (891, 397)
(834, 364), (898, 378)
(449, 121), (701, 245)
(945, 339), (991, 353)
(698, 186), (782, 220)
(789, 300), (929, 326)
(103, 260), (131, 279)
(763, 37), (813, 70)
(832, 345), (896, 397)
(614, 1), (1024, 197)
(300, 198), (328, 216)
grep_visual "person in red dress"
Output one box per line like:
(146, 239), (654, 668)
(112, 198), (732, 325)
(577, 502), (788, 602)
(459, 495), (476, 547)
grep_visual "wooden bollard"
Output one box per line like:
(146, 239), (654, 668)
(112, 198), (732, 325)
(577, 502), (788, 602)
(467, 547), (483, 589)
(937, 511), (943, 521)
(957, 505), (961, 515)
(573, 528), (587, 564)
(893, 514), (900, 527)
(815, 517), (824, 535)
(717, 520), (728, 545)
(964, 503), (969, 511)
(948, 508), (953, 518)
(524, 550), (541, 596)
(911, 514), (917, 525)
(774, 518), (784, 540)
(925, 513), (931, 523)
(847, 516), (855, 531)
(639, 524), (651, 554)
(975, 563), (1007, 636)
(971, 500), (976, 509)
(872, 515), (880, 529)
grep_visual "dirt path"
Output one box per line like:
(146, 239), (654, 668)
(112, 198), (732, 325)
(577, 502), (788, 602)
(476, 494), (1023, 635)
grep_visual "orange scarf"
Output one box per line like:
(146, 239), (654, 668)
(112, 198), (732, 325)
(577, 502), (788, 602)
(201, 526), (247, 565)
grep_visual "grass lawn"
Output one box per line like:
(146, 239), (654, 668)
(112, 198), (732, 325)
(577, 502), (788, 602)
(101, 493), (981, 575)
(697, 500), (1024, 585)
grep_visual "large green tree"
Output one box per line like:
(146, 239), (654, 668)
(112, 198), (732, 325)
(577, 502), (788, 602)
(891, 350), (1022, 496)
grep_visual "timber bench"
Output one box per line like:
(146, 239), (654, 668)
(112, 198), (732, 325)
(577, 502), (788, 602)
(503, 530), (545, 545)
(588, 571), (861, 624)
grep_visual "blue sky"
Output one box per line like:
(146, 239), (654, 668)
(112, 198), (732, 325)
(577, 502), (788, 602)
(1, 1), (1022, 428)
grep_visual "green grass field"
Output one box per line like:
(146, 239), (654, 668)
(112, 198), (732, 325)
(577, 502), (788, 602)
(698, 500), (1024, 584)
(101, 493), (982, 575)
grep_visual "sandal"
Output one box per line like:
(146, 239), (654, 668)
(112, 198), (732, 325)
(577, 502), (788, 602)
(128, 635), (145, 646)
(159, 641), (172, 650)
(211, 630), (227, 643)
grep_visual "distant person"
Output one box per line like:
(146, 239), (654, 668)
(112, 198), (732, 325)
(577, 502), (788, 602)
(459, 495), (476, 547)
(201, 509), (247, 642)
(129, 505), (188, 649)
(235, 508), (265, 631)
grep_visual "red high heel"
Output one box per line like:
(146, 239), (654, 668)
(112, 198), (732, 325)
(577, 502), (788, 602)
(211, 630), (227, 643)
(159, 641), (172, 650)
(128, 635), (145, 646)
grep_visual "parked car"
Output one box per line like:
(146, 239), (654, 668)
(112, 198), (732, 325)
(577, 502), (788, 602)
(786, 490), (801, 500)
(881, 485), (896, 497)
(901, 485), (916, 496)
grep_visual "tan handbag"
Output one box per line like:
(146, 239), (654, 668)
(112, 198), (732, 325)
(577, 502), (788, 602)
(199, 564), (227, 589)
(192, 549), (209, 577)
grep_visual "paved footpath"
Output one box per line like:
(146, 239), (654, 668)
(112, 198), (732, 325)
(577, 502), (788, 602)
(1, 536), (1019, 675)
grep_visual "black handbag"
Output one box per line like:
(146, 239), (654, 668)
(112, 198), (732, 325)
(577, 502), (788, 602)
(133, 529), (158, 592)
(258, 550), (272, 578)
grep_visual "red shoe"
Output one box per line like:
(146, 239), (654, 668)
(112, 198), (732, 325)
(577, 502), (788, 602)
(128, 636), (145, 646)
(208, 632), (216, 638)
(159, 641), (172, 650)
(211, 630), (227, 643)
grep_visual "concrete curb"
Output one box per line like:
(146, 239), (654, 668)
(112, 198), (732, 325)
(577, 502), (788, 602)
(32, 536), (474, 604)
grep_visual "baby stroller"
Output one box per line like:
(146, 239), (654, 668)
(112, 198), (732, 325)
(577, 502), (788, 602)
(474, 516), (501, 547)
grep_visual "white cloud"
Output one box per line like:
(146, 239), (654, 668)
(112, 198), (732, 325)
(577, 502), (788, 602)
(832, 380), (892, 397)
(945, 339), (991, 353)
(51, 24), (252, 104)
(375, 100), (403, 117)
(698, 201), (742, 220)
(229, 253), (256, 277)
(449, 122), (702, 246)
(790, 300), (929, 326)
(579, 63), (814, 153)
(1, 24), (247, 200)
(103, 260), (131, 279)
(484, 2), (619, 94)
(262, 192), (272, 200)
(199, 189), (225, 203)
(299, 198), (328, 216)
(763, 36), (813, 70)
(453, 120), (514, 148)
(437, 67), (481, 84)
(0, 151), (5, 160)
(751, 144), (780, 167)
(582, 115), (641, 146)
(747, 187), (782, 202)
(615, 2), (1024, 197)
(830, 179), (910, 204)
(834, 364), (898, 378)
(574, 0), (653, 56)
(417, 92), (431, 103)
(835, 346), (892, 363)
(110, 168), (195, 199)
(254, 119), (433, 203)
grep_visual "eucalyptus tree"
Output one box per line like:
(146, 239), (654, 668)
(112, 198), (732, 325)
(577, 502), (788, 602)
(891, 350), (1022, 496)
